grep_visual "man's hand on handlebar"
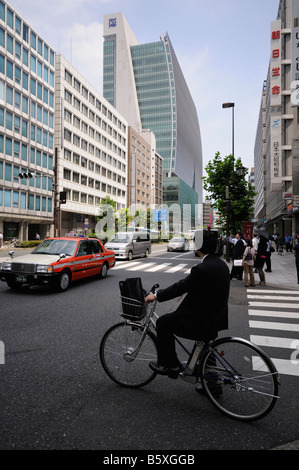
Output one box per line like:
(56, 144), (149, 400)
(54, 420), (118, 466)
(145, 293), (156, 304)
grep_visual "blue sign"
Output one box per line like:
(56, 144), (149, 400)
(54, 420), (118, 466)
(153, 209), (168, 222)
(109, 18), (117, 28)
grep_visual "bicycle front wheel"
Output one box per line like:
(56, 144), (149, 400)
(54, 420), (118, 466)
(99, 322), (158, 388)
(200, 337), (280, 421)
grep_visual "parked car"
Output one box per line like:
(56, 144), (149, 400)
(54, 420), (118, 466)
(167, 237), (190, 252)
(0, 237), (115, 292)
(105, 231), (151, 260)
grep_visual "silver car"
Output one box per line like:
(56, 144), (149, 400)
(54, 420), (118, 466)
(167, 237), (190, 252)
(105, 232), (151, 261)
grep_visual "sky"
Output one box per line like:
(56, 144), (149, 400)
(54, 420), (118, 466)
(8, 0), (280, 181)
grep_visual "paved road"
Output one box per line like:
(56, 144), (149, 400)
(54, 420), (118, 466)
(0, 245), (298, 452)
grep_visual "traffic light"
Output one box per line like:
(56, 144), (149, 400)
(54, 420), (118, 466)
(19, 171), (34, 179)
(59, 191), (67, 204)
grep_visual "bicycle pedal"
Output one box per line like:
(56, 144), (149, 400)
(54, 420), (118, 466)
(180, 373), (197, 384)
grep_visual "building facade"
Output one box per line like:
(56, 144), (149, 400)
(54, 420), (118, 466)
(254, 0), (299, 238)
(103, 12), (203, 228)
(55, 55), (128, 236)
(0, 0), (55, 241)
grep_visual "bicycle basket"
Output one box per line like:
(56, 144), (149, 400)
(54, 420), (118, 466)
(119, 277), (146, 320)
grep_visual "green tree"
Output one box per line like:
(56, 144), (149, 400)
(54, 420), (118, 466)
(96, 196), (117, 241)
(202, 152), (256, 234)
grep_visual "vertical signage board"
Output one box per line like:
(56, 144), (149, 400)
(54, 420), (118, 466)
(270, 116), (282, 191)
(291, 0), (299, 106)
(270, 20), (282, 107)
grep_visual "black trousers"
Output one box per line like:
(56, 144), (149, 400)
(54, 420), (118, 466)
(155, 312), (206, 368)
(296, 258), (299, 283)
(266, 252), (271, 271)
(230, 264), (243, 279)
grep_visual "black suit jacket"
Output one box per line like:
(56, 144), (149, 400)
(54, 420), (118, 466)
(232, 238), (245, 259)
(156, 254), (230, 341)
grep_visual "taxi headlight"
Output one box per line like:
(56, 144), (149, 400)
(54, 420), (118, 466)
(36, 265), (54, 274)
(2, 262), (12, 271)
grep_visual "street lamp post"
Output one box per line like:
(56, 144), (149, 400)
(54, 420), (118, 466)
(224, 164), (246, 263)
(222, 102), (235, 156)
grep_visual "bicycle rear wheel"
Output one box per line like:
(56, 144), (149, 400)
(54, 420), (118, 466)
(99, 322), (158, 388)
(200, 337), (280, 421)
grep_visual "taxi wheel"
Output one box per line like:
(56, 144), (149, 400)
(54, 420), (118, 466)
(100, 262), (108, 279)
(56, 270), (71, 292)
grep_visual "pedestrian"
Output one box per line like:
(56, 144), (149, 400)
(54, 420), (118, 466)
(242, 238), (256, 287)
(293, 241), (299, 284)
(230, 232), (245, 280)
(252, 232), (259, 273)
(256, 235), (267, 285)
(0, 231), (3, 247)
(285, 233), (292, 252)
(265, 237), (275, 272)
(145, 230), (230, 378)
(277, 233), (284, 252)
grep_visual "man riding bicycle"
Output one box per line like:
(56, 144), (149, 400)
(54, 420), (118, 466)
(145, 229), (230, 378)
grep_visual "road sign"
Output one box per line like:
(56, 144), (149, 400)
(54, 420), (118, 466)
(153, 209), (168, 222)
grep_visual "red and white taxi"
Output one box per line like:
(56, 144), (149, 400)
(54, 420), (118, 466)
(0, 237), (115, 292)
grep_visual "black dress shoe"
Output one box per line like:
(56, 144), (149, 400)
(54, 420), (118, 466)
(149, 362), (180, 379)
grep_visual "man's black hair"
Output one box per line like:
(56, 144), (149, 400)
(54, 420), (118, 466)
(199, 230), (217, 255)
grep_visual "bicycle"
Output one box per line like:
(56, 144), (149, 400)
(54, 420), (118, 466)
(99, 283), (280, 422)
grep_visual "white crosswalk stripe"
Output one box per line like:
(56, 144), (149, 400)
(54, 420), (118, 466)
(247, 287), (299, 376)
(165, 263), (187, 273)
(113, 261), (141, 270)
(144, 263), (171, 272)
(127, 262), (155, 271)
(112, 260), (191, 274)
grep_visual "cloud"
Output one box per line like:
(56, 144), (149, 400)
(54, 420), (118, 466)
(58, 22), (104, 92)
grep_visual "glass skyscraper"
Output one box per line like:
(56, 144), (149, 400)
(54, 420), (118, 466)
(103, 13), (202, 226)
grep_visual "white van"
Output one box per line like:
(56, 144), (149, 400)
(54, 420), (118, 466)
(105, 232), (151, 261)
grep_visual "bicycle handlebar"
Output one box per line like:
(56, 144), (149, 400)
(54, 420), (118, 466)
(150, 283), (159, 293)
(145, 283), (160, 297)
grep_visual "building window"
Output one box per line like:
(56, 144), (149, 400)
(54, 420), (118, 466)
(63, 168), (71, 180)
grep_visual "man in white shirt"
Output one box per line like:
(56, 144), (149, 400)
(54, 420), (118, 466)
(252, 233), (259, 272)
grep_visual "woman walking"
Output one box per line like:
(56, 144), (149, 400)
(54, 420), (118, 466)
(242, 238), (256, 287)
(256, 235), (267, 285)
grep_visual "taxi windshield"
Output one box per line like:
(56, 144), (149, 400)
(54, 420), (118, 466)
(32, 239), (78, 256)
(109, 233), (132, 243)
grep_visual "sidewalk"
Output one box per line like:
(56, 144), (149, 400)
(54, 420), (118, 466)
(228, 250), (299, 290)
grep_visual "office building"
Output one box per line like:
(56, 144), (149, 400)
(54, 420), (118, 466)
(103, 12), (203, 228)
(127, 127), (163, 209)
(0, 0), (55, 240)
(254, 0), (299, 237)
(55, 55), (128, 236)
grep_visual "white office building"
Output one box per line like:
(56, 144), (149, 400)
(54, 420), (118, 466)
(254, 0), (299, 237)
(55, 55), (128, 236)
